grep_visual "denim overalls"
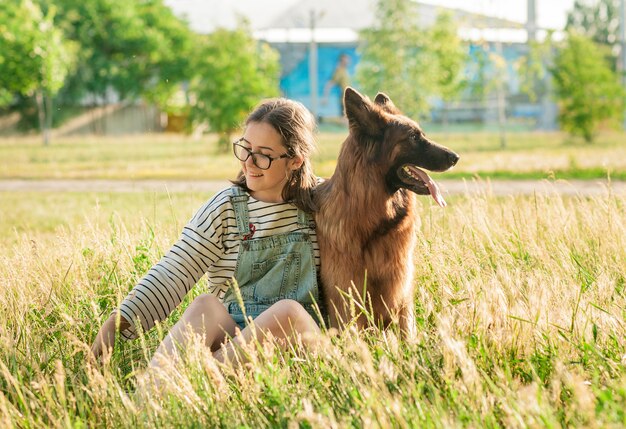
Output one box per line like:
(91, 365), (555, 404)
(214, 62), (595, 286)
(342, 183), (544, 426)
(222, 187), (323, 329)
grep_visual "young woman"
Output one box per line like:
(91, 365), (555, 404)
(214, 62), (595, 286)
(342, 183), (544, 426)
(91, 98), (324, 366)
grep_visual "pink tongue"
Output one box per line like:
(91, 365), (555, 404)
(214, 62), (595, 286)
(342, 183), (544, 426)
(407, 166), (447, 207)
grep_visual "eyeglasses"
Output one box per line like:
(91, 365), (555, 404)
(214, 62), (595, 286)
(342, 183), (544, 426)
(232, 138), (291, 170)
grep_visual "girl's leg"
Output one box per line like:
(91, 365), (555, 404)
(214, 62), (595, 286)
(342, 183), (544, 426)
(150, 294), (237, 368)
(213, 299), (320, 364)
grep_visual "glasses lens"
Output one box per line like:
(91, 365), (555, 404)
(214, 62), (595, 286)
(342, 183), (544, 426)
(233, 143), (249, 162)
(233, 143), (272, 169)
(253, 154), (271, 170)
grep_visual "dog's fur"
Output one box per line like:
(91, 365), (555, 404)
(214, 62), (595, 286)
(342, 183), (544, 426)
(314, 88), (459, 335)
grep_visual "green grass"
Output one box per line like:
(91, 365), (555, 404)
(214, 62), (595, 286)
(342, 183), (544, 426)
(0, 191), (209, 248)
(1, 189), (625, 427)
(1, 130), (625, 181)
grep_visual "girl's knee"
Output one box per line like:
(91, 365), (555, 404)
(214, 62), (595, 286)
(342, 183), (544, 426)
(185, 294), (222, 317)
(271, 299), (316, 329)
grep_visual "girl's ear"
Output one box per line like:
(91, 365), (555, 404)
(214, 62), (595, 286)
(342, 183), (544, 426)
(289, 155), (304, 171)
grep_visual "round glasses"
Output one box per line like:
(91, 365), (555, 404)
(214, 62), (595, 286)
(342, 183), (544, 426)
(232, 139), (291, 170)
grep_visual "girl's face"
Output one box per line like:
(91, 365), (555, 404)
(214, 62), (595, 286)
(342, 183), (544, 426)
(239, 121), (302, 203)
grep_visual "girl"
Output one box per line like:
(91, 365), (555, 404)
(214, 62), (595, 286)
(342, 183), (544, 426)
(91, 98), (324, 366)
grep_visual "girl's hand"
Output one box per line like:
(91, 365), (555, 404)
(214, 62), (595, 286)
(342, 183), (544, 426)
(90, 312), (130, 361)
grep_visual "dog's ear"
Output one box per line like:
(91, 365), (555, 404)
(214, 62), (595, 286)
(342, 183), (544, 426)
(374, 92), (400, 114)
(344, 87), (385, 137)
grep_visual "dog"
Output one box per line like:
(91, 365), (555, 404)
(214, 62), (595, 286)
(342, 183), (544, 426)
(314, 87), (459, 336)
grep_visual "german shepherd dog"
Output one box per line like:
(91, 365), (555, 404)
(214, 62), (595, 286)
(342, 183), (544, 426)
(314, 88), (459, 336)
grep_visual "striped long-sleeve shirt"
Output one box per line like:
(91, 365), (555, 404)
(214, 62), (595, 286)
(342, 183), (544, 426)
(117, 186), (320, 340)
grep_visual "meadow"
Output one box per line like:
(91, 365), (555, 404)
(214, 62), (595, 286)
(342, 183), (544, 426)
(1, 130), (626, 181)
(0, 131), (625, 427)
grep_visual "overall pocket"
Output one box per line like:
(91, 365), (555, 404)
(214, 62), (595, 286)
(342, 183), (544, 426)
(250, 252), (301, 303)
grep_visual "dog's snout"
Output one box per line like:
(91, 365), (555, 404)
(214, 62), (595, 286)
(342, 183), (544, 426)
(448, 152), (460, 166)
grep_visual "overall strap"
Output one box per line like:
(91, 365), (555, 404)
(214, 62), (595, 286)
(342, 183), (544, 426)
(297, 209), (316, 233)
(229, 186), (251, 237)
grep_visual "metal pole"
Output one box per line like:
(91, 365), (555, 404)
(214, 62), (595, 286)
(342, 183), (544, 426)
(309, 10), (318, 119)
(527, 0), (537, 42)
(495, 0), (507, 147)
(618, 0), (626, 130)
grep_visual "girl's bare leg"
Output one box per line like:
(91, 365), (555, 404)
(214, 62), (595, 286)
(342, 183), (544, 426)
(149, 294), (237, 368)
(213, 299), (321, 364)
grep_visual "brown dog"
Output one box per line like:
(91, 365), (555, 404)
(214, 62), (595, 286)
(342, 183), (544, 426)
(314, 88), (459, 336)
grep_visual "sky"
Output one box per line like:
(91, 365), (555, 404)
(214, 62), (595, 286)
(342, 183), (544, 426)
(165, 0), (577, 32)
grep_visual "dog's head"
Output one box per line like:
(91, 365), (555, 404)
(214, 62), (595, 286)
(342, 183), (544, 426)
(343, 87), (459, 207)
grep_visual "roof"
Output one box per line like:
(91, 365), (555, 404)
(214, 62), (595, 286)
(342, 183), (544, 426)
(166, 0), (531, 43)
(264, 0), (523, 31)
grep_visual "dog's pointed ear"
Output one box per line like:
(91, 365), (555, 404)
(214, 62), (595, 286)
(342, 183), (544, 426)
(344, 87), (384, 137)
(374, 92), (400, 114)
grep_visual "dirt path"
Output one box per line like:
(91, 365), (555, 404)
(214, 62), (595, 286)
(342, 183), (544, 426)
(0, 178), (624, 197)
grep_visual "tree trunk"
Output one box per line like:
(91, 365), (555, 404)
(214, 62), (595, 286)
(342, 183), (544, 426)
(45, 92), (53, 145)
(35, 90), (50, 146)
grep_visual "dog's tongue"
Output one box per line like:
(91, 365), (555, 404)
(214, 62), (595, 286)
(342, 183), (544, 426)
(407, 166), (447, 207)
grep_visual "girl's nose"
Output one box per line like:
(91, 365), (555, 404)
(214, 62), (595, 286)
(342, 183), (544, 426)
(245, 154), (257, 168)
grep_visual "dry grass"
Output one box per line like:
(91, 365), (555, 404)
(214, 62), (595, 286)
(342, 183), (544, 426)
(1, 185), (625, 427)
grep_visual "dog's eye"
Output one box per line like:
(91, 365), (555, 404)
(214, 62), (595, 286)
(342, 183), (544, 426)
(411, 134), (423, 146)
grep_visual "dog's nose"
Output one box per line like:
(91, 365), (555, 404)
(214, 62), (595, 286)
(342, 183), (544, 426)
(448, 152), (460, 166)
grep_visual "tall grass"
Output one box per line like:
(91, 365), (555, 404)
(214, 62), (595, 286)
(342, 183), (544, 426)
(1, 186), (625, 427)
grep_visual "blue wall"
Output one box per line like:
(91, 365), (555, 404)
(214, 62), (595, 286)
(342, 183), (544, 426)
(279, 46), (359, 118)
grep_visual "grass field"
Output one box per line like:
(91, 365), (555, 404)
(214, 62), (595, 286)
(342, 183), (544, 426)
(1, 186), (625, 427)
(1, 130), (625, 180)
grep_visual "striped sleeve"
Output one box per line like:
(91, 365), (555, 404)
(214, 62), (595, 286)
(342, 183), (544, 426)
(117, 189), (231, 340)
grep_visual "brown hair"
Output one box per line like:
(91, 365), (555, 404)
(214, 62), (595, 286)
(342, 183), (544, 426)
(232, 98), (318, 212)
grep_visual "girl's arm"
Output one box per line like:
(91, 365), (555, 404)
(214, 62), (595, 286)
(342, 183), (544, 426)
(110, 190), (230, 341)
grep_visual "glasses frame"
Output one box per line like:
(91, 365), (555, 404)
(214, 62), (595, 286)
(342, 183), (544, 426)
(232, 138), (291, 170)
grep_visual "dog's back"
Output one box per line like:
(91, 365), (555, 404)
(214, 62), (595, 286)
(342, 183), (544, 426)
(315, 88), (459, 334)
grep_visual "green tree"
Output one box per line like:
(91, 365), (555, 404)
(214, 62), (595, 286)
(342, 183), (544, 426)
(137, 0), (196, 115)
(429, 11), (467, 124)
(51, 0), (194, 131)
(518, 34), (555, 103)
(551, 33), (625, 142)
(357, 1), (467, 119)
(188, 22), (280, 148)
(356, 0), (434, 118)
(0, 0), (76, 144)
(566, 0), (621, 72)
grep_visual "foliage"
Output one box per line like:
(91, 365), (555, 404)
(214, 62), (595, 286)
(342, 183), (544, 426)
(188, 21), (280, 147)
(429, 11), (468, 103)
(0, 0), (77, 144)
(124, 0), (196, 114)
(51, 0), (194, 109)
(356, 0), (433, 118)
(565, 0), (620, 68)
(551, 32), (625, 142)
(356, 1), (467, 119)
(518, 33), (555, 103)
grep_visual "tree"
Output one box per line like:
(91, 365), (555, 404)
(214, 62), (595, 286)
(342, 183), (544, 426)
(51, 0), (195, 131)
(136, 0), (196, 115)
(0, 0), (76, 144)
(357, 1), (467, 119)
(428, 11), (468, 125)
(551, 33), (625, 142)
(356, 0), (434, 118)
(518, 34), (555, 104)
(566, 0), (620, 69)
(188, 21), (280, 148)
